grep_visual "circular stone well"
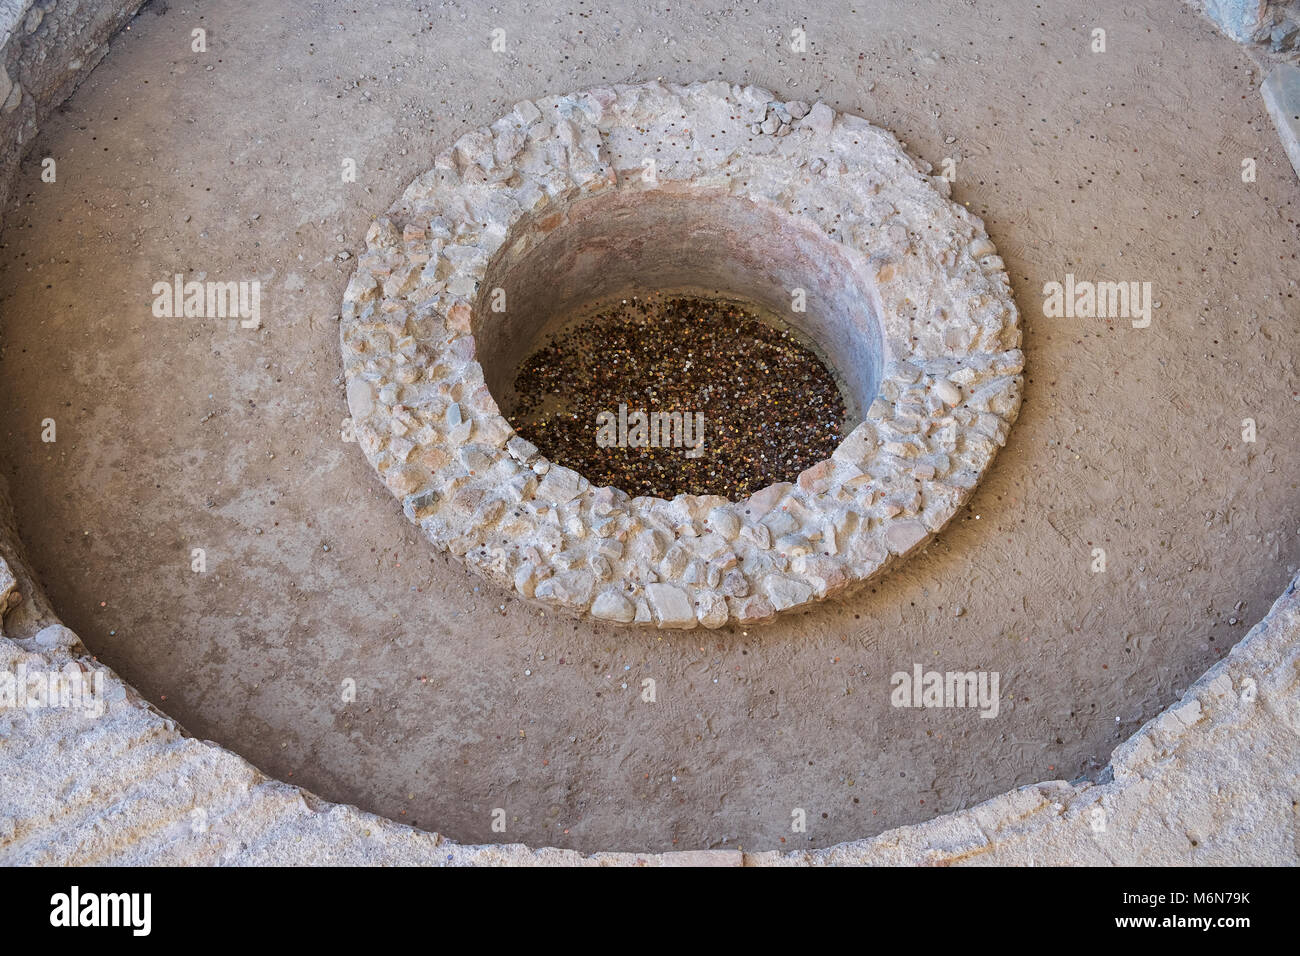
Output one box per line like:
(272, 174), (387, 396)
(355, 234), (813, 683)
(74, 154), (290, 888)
(340, 81), (1024, 628)
(475, 189), (880, 426)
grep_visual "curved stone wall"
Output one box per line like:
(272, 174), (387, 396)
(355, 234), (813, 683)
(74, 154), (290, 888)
(0, 0), (144, 228)
(340, 82), (1023, 628)
(2, 558), (1295, 865)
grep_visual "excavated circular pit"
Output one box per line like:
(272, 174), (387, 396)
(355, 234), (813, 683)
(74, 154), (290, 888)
(500, 290), (851, 500)
(481, 188), (871, 501)
(476, 188), (880, 432)
(340, 82), (1024, 628)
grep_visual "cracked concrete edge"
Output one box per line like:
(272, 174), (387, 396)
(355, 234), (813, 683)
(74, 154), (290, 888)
(2, 541), (1297, 864)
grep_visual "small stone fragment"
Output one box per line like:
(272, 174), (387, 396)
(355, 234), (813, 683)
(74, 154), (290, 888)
(591, 590), (635, 623)
(645, 582), (696, 629)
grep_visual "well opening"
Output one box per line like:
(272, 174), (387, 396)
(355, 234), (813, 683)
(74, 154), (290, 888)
(343, 83), (1025, 628)
(474, 187), (884, 499)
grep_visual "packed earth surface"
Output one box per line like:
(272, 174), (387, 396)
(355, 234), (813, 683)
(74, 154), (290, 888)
(0, 0), (1296, 853)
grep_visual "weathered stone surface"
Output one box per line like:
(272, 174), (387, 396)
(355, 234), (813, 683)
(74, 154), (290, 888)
(803, 101), (834, 137)
(761, 574), (814, 611)
(695, 592), (729, 628)
(1185, 0), (1300, 56)
(3, 555), (1295, 865)
(339, 81), (1023, 627)
(0, 1), (146, 236)
(884, 519), (928, 555)
(1262, 65), (1300, 181)
(933, 378), (962, 407)
(591, 589), (635, 623)
(536, 465), (586, 505)
(0, 554), (17, 614)
(645, 582), (696, 629)
(0, 0), (1293, 870)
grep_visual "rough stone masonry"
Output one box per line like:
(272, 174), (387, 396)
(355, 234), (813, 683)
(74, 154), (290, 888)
(340, 81), (1024, 629)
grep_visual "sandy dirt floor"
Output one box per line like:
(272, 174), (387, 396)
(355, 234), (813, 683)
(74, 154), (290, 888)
(0, 0), (1296, 853)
